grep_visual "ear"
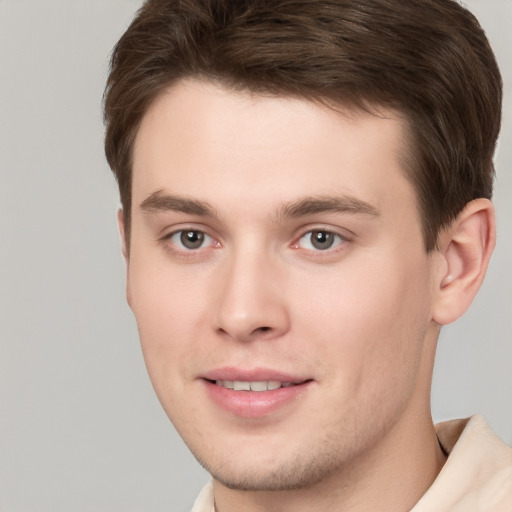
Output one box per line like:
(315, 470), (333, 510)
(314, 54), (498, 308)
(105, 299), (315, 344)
(117, 209), (129, 262)
(432, 198), (495, 325)
(117, 209), (133, 308)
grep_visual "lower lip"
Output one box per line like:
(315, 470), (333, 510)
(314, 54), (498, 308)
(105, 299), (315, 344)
(203, 380), (312, 418)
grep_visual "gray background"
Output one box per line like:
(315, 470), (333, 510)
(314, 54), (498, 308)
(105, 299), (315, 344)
(0, 1), (510, 511)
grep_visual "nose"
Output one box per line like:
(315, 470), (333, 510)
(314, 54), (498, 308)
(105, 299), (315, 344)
(213, 248), (290, 343)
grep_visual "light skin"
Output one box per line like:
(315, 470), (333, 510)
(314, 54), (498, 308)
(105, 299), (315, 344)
(119, 79), (495, 512)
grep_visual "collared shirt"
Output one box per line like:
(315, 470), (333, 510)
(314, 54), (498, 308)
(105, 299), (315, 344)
(191, 415), (512, 512)
(411, 415), (512, 511)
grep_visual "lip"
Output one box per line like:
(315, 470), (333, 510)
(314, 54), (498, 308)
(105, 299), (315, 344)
(201, 367), (313, 418)
(202, 366), (309, 383)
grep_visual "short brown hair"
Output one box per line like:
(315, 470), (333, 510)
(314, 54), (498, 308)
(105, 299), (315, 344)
(103, 0), (502, 251)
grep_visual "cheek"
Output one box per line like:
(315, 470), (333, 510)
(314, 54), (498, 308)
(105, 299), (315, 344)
(293, 257), (432, 444)
(296, 250), (432, 391)
(127, 257), (210, 390)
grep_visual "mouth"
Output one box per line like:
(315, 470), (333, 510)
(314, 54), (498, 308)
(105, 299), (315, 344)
(210, 379), (305, 392)
(202, 372), (313, 418)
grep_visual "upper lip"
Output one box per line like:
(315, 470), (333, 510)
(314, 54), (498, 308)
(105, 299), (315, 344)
(202, 366), (310, 383)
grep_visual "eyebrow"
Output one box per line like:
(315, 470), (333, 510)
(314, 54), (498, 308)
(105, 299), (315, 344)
(140, 190), (217, 217)
(279, 195), (381, 219)
(139, 190), (380, 220)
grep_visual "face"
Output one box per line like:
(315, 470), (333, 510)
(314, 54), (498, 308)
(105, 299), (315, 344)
(126, 79), (440, 492)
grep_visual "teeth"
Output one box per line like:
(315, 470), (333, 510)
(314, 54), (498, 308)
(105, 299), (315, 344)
(249, 381), (267, 391)
(215, 380), (294, 392)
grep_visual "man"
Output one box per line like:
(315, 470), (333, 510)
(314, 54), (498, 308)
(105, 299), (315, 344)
(103, 0), (512, 510)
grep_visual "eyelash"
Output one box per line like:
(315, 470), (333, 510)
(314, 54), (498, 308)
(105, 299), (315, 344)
(293, 229), (347, 252)
(159, 227), (350, 257)
(160, 228), (219, 254)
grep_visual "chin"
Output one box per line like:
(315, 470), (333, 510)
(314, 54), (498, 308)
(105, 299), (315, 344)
(193, 445), (345, 492)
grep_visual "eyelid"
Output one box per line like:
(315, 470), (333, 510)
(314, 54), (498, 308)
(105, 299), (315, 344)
(291, 225), (353, 253)
(159, 225), (221, 255)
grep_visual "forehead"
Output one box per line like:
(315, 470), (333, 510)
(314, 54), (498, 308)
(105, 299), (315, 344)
(131, 79), (415, 219)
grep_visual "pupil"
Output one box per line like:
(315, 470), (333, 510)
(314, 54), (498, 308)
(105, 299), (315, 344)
(312, 231), (334, 250)
(181, 230), (204, 249)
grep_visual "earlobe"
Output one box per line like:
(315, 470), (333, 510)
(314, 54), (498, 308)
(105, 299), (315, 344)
(432, 199), (495, 325)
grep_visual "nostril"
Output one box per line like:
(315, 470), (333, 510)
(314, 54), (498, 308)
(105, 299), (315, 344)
(258, 326), (271, 332)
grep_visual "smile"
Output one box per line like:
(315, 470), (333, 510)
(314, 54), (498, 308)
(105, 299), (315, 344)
(205, 377), (313, 417)
(215, 380), (297, 391)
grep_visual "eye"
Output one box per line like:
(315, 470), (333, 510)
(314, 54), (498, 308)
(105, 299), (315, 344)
(168, 229), (214, 250)
(297, 230), (345, 251)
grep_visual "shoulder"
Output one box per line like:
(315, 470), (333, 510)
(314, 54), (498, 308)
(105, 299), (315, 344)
(190, 481), (214, 512)
(412, 415), (512, 512)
